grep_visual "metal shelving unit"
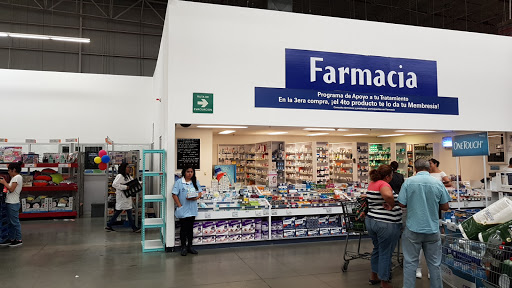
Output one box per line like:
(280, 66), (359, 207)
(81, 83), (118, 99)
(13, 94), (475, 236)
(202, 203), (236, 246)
(141, 150), (166, 253)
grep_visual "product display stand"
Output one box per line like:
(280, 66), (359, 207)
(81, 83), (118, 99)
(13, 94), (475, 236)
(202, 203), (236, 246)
(394, 142), (408, 177)
(356, 142), (369, 183)
(141, 150), (166, 252)
(316, 142), (329, 184)
(285, 142), (313, 183)
(329, 143), (354, 184)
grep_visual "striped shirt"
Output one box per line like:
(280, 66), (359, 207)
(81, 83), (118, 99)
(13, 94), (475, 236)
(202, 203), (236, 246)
(367, 180), (402, 223)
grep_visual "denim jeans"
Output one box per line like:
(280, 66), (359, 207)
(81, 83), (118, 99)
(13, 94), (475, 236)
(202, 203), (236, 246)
(107, 209), (137, 231)
(365, 217), (402, 281)
(402, 227), (442, 288)
(7, 203), (22, 241)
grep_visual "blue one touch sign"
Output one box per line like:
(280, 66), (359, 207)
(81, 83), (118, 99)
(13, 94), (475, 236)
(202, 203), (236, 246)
(452, 132), (489, 157)
(255, 49), (459, 115)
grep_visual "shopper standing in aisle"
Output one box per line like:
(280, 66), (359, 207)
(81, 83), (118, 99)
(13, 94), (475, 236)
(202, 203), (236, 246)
(429, 159), (452, 187)
(366, 164), (402, 288)
(0, 162), (23, 247)
(398, 159), (451, 288)
(105, 163), (140, 232)
(389, 161), (404, 195)
(172, 166), (202, 256)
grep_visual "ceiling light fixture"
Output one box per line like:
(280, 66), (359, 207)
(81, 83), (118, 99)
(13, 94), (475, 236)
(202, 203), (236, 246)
(307, 133), (329, 136)
(197, 125), (248, 129)
(303, 128), (335, 131)
(378, 134), (405, 138)
(344, 134), (368, 136)
(218, 130), (236, 135)
(267, 132), (288, 135)
(337, 129), (348, 131)
(1, 32), (90, 43)
(395, 130), (436, 133)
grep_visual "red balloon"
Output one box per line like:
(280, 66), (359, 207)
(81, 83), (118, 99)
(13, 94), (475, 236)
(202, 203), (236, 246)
(98, 150), (107, 157)
(98, 163), (107, 170)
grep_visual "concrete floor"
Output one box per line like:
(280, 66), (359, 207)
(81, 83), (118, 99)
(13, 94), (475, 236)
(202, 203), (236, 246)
(1, 218), (437, 288)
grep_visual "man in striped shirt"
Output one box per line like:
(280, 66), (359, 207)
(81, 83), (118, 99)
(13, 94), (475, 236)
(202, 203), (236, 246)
(398, 159), (451, 288)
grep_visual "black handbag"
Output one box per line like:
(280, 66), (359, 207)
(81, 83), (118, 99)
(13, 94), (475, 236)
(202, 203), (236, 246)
(123, 179), (142, 197)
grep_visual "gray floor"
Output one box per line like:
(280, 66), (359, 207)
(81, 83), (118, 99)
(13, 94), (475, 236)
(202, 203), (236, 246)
(1, 218), (436, 288)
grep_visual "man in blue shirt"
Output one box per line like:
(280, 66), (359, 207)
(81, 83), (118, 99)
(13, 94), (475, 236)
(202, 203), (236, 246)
(398, 159), (451, 288)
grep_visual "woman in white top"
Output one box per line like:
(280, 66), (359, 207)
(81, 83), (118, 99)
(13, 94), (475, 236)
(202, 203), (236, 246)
(105, 163), (140, 232)
(0, 162), (23, 247)
(429, 159), (452, 187)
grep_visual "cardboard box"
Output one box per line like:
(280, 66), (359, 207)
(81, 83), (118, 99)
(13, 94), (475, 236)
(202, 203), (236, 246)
(228, 219), (242, 235)
(283, 217), (295, 229)
(295, 229), (307, 238)
(308, 229), (320, 237)
(271, 220), (283, 231)
(215, 235), (229, 243)
(319, 228), (330, 236)
(202, 235), (215, 244)
(229, 234), (242, 242)
(216, 220), (229, 235)
(202, 221), (216, 236)
(328, 215), (340, 227)
(261, 221), (269, 232)
(241, 233), (255, 241)
(283, 229), (296, 238)
(48, 197), (73, 212)
(254, 218), (262, 233)
(193, 222), (203, 237)
(192, 237), (202, 245)
(330, 227), (343, 235)
(271, 230), (283, 239)
(21, 198), (49, 213)
(318, 215), (329, 228)
(294, 216), (307, 229)
(241, 219), (255, 234)
(22, 175), (33, 187)
(255, 232), (262, 240)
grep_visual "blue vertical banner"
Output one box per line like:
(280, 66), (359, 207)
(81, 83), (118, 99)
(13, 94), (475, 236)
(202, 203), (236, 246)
(452, 132), (489, 157)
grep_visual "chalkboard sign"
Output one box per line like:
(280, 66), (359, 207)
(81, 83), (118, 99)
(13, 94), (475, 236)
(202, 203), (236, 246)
(177, 139), (200, 169)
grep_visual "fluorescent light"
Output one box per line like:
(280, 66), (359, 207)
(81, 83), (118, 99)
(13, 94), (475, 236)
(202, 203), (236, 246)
(218, 130), (236, 135)
(197, 125), (248, 129)
(395, 130), (436, 133)
(307, 133), (329, 136)
(378, 134), (405, 138)
(0, 32), (7, 37)
(267, 132), (288, 135)
(337, 129), (348, 131)
(9, 33), (50, 40)
(344, 134), (368, 136)
(303, 128), (335, 131)
(50, 36), (90, 43)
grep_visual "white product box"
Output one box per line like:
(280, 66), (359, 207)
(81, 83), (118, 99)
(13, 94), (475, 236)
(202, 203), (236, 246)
(295, 229), (307, 238)
(228, 220), (242, 235)
(48, 197), (73, 212)
(21, 198), (49, 213)
(192, 237), (202, 245)
(193, 222), (203, 237)
(216, 220), (229, 235)
(215, 235), (229, 243)
(307, 229), (319, 237)
(229, 234), (242, 242)
(283, 229), (296, 238)
(330, 227), (343, 235)
(202, 221), (216, 236)
(294, 216), (307, 229)
(241, 233), (255, 242)
(319, 228), (330, 236)
(282, 217), (295, 229)
(241, 219), (255, 234)
(202, 235), (215, 244)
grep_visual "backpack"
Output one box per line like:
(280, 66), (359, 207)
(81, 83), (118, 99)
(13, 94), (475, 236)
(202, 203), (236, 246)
(354, 196), (369, 222)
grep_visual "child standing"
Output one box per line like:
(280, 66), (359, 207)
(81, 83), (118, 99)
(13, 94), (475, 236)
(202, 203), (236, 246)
(0, 162), (23, 247)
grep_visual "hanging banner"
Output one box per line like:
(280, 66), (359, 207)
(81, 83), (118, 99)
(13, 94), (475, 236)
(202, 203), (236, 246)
(452, 132), (489, 157)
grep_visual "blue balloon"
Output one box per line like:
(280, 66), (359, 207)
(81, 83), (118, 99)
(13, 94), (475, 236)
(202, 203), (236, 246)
(101, 155), (111, 163)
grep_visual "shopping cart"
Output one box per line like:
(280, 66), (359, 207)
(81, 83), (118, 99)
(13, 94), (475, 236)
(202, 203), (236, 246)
(442, 234), (512, 288)
(340, 199), (403, 272)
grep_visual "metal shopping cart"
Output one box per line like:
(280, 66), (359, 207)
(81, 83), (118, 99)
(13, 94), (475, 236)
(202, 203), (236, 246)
(442, 234), (512, 288)
(340, 199), (403, 272)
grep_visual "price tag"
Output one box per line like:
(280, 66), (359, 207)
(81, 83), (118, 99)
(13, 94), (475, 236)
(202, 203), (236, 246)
(58, 164), (70, 168)
(325, 208), (332, 213)
(232, 211), (238, 217)
(464, 201), (469, 207)
(25, 164), (35, 168)
(0, 164), (7, 168)
(0, 138), (7, 143)
(49, 139), (61, 143)
(255, 211), (262, 216)
(271, 210), (277, 216)
(25, 139), (36, 144)
(263, 210), (269, 216)
(66, 138), (78, 143)
(286, 210), (292, 215)
(205, 213), (211, 219)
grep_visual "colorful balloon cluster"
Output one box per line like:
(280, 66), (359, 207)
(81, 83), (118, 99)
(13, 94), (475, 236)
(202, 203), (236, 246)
(94, 150), (111, 171)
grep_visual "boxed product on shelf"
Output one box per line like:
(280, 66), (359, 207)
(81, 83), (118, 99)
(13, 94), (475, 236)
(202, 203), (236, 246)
(193, 222), (202, 237)
(216, 220), (229, 235)
(319, 228), (330, 236)
(261, 220), (269, 232)
(318, 215), (329, 228)
(202, 221), (216, 236)
(272, 230), (283, 239)
(328, 215), (340, 227)
(295, 229), (307, 238)
(0, 147), (22, 163)
(330, 227), (343, 235)
(271, 220), (282, 231)
(21, 197), (49, 213)
(215, 235), (229, 243)
(22, 175), (33, 187)
(202, 235), (215, 244)
(241, 219), (255, 234)
(229, 234), (242, 242)
(254, 232), (262, 240)
(283, 217), (295, 229)
(306, 216), (319, 229)
(262, 231), (269, 239)
(193, 237), (202, 245)
(228, 219), (242, 235)
(255, 218), (262, 233)
(283, 229), (296, 238)
(241, 233), (255, 241)
(294, 216), (307, 229)
(22, 153), (39, 164)
(308, 229), (319, 237)
(48, 197), (73, 212)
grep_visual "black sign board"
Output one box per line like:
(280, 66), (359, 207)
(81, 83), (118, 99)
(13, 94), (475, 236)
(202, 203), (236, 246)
(177, 139), (200, 170)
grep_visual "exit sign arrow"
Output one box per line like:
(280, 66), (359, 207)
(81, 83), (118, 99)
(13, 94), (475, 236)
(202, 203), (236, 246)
(198, 98), (208, 108)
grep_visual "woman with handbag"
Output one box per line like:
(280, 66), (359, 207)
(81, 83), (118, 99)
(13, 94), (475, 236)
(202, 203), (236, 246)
(105, 163), (140, 232)
(172, 166), (202, 256)
(366, 164), (402, 288)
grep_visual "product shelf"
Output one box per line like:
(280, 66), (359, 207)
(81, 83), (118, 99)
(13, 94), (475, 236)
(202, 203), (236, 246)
(144, 195), (164, 202)
(0, 163), (78, 168)
(144, 218), (165, 228)
(22, 185), (78, 192)
(142, 239), (164, 251)
(19, 211), (77, 219)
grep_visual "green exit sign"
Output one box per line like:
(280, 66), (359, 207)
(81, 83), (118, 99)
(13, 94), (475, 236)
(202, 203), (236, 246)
(193, 93), (213, 113)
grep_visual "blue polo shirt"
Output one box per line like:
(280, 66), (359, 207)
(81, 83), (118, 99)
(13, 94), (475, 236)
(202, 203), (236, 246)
(172, 177), (201, 219)
(398, 171), (451, 234)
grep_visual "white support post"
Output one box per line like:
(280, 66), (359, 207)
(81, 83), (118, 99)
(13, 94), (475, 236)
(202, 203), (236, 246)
(456, 157), (460, 209)
(483, 155), (489, 207)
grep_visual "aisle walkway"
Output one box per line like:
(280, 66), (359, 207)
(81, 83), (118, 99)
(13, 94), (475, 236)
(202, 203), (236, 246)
(1, 218), (435, 288)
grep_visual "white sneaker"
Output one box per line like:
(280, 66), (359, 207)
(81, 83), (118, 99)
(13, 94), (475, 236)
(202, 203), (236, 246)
(416, 269), (423, 279)
(428, 273), (430, 279)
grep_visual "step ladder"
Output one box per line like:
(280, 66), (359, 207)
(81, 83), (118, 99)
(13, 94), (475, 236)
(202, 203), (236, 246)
(141, 150), (166, 252)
